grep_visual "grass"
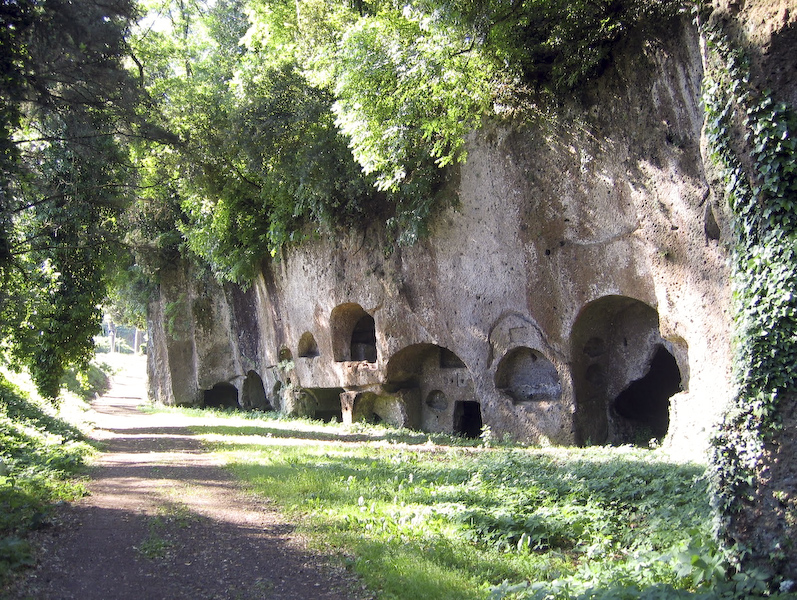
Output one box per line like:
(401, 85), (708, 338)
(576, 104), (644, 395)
(0, 370), (97, 584)
(136, 528), (173, 560)
(224, 443), (709, 599)
(136, 497), (199, 560)
(144, 405), (791, 600)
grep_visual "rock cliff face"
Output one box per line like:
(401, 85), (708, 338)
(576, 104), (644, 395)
(148, 16), (734, 454)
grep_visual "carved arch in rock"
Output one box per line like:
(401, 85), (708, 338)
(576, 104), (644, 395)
(241, 370), (270, 410)
(303, 388), (345, 422)
(385, 344), (478, 435)
(570, 295), (684, 446)
(330, 303), (376, 362)
(348, 391), (416, 429)
(278, 346), (293, 362)
(297, 331), (320, 358)
(495, 347), (562, 404)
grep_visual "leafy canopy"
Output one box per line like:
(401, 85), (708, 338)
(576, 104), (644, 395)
(0, 0), (144, 398)
(130, 0), (685, 279)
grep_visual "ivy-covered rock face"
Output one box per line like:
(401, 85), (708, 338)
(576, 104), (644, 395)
(700, 0), (797, 585)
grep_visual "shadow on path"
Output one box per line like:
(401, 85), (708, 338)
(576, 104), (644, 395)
(9, 357), (369, 600)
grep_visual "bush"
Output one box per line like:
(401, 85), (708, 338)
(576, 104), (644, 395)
(0, 375), (93, 584)
(61, 361), (112, 400)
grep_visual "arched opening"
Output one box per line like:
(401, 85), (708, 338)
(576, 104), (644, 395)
(297, 332), (320, 358)
(440, 347), (466, 369)
(453, 401), (482, 438)
(495, 347), (561, 404)
(330, 303), (377, 362)
(351, 392), (383, 425)
(241, 371), (270, 410)
(304, 388), (345, 422)
(385, 344), (475, 434)
(570, 295), (685, 446)
(278, 346), (293, 362)
(386, 344), (467, 390)
(351, 314), (376, 362)
(203, 382), (239, 409)
(613, 346), (681, 442)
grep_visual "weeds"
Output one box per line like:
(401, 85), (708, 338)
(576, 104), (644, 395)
(0, 373), (95, 584)
(155, 406), (782, 600)
(134, 498), (196, 560)
(136, 528), (173, 560)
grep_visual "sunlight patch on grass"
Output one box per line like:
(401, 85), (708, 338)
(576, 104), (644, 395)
(156, 405), (729, 599)
(0, 371), (95, 584)
(139, 404), (787, 599)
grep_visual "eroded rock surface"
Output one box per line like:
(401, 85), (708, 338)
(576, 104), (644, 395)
(147, 13), (756, 456)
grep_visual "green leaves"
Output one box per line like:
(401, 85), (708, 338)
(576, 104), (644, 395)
(332, 9), (491, 191)
(0, 374), (92, 583)
(6, 108), (129, 398)
(0, 0), (145, 398)
(702, 23), (797, 579)
(132, 0), (689, 281)
(130, 1), (380, 281)
(176, 60), (375, 280)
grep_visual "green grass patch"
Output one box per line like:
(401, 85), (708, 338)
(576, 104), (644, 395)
(135, 498), (196, 560)
(223, 442), (713, 599)
(148, 403), (486, 447)
(160, 406), (791, 600)
(136, 528), (173, 560)
(0, 372), (95, 584)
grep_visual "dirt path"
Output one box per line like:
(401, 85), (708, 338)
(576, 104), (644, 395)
(9, 359), (369, 600)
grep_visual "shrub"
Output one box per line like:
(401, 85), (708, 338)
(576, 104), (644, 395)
(0, 375), (93, 584)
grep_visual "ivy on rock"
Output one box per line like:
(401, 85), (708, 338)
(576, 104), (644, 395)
(701, 15), (797, 585)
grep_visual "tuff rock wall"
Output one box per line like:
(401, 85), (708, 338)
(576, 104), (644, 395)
(148, 15), (738, 454)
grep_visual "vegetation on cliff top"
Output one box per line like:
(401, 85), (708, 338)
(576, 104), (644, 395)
(127, 0), (686, 280)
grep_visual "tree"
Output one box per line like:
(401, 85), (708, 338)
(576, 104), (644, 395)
(129, 0), (380, 282)
(0, 0), (144, 397)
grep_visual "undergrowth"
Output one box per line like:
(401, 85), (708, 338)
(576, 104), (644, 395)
(157, 406), (794, 600)
(0, 373), (95, 584)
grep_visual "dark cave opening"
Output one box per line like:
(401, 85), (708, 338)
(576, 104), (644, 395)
(453, 401), (483, 439)
(440, 347), (466, 369)
(298, 331), (320, 358)
(306, 388), (345, 423)
(351, 314), (377, 362)
(203, 382), (239, 409)
(241, 371), (270, 410)
(613, 346), (681, 441)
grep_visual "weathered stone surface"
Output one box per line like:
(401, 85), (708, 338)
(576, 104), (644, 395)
(148, 16), (735, 455)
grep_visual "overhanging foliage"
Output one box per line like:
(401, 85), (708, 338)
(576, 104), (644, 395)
(128, 0), (686, 280)
(0, 0), (144, 398)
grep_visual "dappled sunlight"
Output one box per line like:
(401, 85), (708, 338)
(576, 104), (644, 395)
(202, 428), (715, 600)
(6, 360), (366, 599)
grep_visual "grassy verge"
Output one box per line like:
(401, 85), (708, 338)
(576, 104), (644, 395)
(0, 371), (97, 584)
(148, 406), (790, 600)
(225, 442), (713, 599)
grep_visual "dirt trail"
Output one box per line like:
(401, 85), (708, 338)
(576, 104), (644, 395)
(9, 358), (368, 600)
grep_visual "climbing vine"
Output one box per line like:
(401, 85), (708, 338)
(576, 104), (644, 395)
(700, 14), (797, 582)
